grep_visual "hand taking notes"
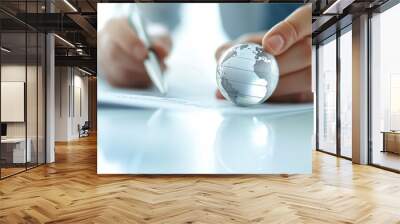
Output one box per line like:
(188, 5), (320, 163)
(98, 18), (171, 88)
(215, 4), (312, 103)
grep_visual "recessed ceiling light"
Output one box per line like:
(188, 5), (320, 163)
(54, 34), (75, 48)
(1, 47), (11, 53)
(63, 0), (78, 12)
(323, 0), (354, 15)
(78, 67), (93, 76)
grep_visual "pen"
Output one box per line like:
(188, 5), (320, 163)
(128, 4), (166, 95)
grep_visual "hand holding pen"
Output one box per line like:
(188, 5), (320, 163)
(98, 17), (171, 89)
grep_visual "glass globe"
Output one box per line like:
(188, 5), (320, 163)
(216, 43), (279, 106)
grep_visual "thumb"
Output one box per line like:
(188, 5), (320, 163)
(262, 4), (311, 56)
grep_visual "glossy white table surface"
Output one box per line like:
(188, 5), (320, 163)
(98, 104), (313, 174)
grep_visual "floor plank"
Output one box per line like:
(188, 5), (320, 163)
(1, 135), (400, 224)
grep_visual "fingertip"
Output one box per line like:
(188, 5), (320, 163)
(215, 43), (231, 61)
(151, 37), (171, 60)
(262, 33), (284, 55)
(215, 46), (224, 61)
(151, 45), (166, 60)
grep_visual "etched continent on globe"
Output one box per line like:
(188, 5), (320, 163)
(216, 43), (279, 106)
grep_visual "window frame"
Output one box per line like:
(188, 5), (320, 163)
(315, 24), (353, 160)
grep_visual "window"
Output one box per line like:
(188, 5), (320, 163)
(317, 36), (337, 154)
(371, 2), (400, 171)
(0, 1), (46, 179)
(339, 28), (352, 158)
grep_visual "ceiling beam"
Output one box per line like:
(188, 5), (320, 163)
(67, 13), (97, 44)
(9, 13), (83, 32)
(55, 55), (96, 72)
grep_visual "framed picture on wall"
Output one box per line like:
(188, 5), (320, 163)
(1, 81), (25, 122)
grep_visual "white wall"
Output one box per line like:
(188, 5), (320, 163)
(1, 66), (26, 132)
(1, 64), (46, 164)
(1, 65), (27, 140)
(1, 65), (40, 138)
(55, 66), (69, 141)
(72, 73), (89, 138)
(54, 67), (89, 141)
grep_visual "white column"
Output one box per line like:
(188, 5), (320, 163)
(352, 14), (369, 164)
(312, 45), (317, 150)
(46, 33), (55, 163)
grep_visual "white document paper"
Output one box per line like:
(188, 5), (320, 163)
(98, 90), (313, 115)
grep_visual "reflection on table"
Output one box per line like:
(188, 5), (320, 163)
(98, 107), (313, 174)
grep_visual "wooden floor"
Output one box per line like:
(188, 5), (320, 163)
(1, 135), (400, 224)
(373, 150), (400, 171)
(1, 163), (45, 178)
(1, 167), (26, 178)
